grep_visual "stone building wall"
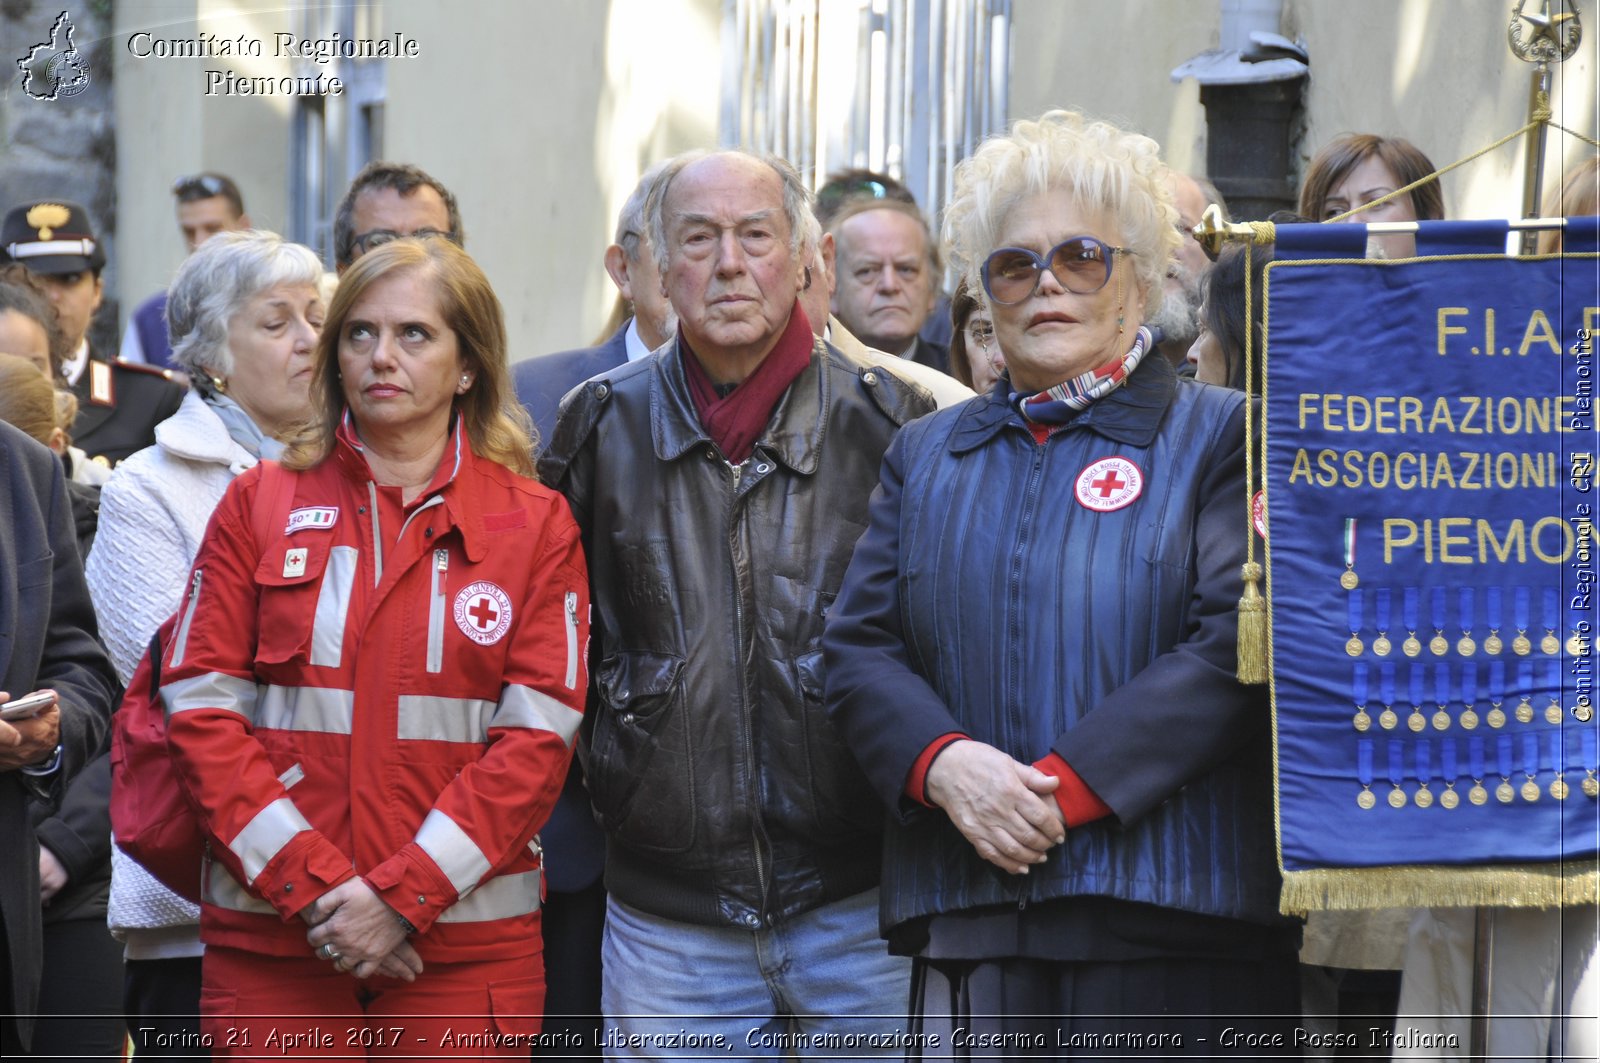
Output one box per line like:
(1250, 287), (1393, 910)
(2, 0), (119, 352)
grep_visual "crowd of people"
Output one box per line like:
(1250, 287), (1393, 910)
(0, 106), (1594, 1063)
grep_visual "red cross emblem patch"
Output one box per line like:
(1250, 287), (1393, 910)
(454, 581), (514, 646)
(1074, 456), (1143, 512)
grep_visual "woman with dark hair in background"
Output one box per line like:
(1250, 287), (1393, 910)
(1299, 134), (1443, 259)
(946, 280), (1004, 395)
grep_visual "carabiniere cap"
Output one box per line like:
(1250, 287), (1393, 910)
(0, 199), (105, 274)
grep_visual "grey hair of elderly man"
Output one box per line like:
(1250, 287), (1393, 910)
(644, 150), (815, 279)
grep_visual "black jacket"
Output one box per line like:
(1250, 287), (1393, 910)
(0, 423), (119, 1045)
(70, 353), (186, 467)
(540, 335), (934, 929)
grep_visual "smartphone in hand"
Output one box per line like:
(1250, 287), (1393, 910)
(0, 690), (56, 721)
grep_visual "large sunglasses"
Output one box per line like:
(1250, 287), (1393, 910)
(980, 236), (1133, 305)
(171, 174), (232, 201)
(350, 228), (460, 257)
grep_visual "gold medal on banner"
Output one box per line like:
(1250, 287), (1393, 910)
(1551, 777), (1569, 800)
(1340, 570), (1359, 590)
(1353, 709), (1372, 732)
(1441, 786), (1460, 809)
(1373, 635), (1392, 657)
(1432, 709), (1451, 731)
(1408, 709), (1427, 733)
(1576, 703), (1594, 723)
(1357, 787), (1377, 809)
(1583, 774), (1599, 798)
(1415, 785), (1434, 808)
(1546, 703), (1564, 726)
(1543, 633), (1561, 655)
(1487, 705), (1507, 728)
(1516, 698), (1535, 724)
(1388, 787), (1408, 809)
(1521, 779), (1541, 802)
(1346, 636), (1364, 656)
(1484, 633), (1504, 655)
(1403, 635), (1422, 657)
(1470, 782), (1489, 805)
(1513, 633), (1532, 655)
(1460, 708), (1480, 730)
(1496, 780), (1516, 803)
(1379, 708), (1399, 730)
(1568, 634), (1588, 657)
(1457, 635), (1477, 656)
(1431, 635), (1450, 656)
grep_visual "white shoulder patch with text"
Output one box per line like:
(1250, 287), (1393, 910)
(285, 506), (338, 534)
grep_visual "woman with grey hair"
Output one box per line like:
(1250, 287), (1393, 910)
(85, 229), (324, 1051)
(824, 110), (1299, 1050)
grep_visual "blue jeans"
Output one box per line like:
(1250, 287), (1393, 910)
(601, 889), (913, 1060)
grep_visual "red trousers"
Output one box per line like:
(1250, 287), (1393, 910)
(200, 946), (546, 1060)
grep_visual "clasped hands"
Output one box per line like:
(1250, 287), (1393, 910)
(302, 878), (422, 982)
(924, 740), (1067, 876)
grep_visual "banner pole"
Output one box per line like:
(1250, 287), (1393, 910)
(1518, 63), (1551, 255)
(1470, 907), (1494, 1063)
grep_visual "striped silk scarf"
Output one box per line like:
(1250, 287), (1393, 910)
(1011, 325), (1154, 424)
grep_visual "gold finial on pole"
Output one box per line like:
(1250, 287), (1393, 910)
(1509, 1), (1582, 252)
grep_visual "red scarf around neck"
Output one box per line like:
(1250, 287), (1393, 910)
(681, 302), (814, 464)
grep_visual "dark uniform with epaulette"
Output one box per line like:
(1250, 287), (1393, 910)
(66, 353), (184, 466)
(1, 200), (185, 466)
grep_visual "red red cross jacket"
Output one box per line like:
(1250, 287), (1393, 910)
(161, 423), (589, 962)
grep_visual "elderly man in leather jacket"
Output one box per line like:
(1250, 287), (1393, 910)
(540, 149), (933, 1052)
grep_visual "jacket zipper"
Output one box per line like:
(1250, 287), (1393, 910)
(725, 458), (770, 925)
(171, 570), (203, 666)
(427, 548), (449, 673)
(563, 591), (580, 690)
(1011, 438), (1049, 915)
(366, 481), (384, 585)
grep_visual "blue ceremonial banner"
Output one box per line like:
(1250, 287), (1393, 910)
(1263, 219), (1600, 910)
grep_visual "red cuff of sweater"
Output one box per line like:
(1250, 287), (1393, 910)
(1032, 752), (1112, 828)
(905, 733), (969, 807)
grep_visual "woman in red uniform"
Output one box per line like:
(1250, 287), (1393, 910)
(159, 237), (588, 1057)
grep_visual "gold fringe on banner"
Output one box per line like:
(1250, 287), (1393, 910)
(1280, 861), (1600, 917)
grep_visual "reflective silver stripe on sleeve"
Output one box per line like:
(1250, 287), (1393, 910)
(255, 685), (355, 734)
(229, 797), (314, 884)
(492, 685), (582, 746)
(309, 545), (358, 668)
(170, 570), (203, 667)
(435, 870), (542, 923)
(161, 671), (259, 724)
(201, 856), (276, 914)
(414, 808), (492, 898)
(396, 695), (495, 744)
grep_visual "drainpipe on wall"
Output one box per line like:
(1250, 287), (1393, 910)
(1171, 0), (1309, 221)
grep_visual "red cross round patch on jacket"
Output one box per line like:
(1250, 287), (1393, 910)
(454, 581), (514, 645)
(1074, 457), (1144, 512)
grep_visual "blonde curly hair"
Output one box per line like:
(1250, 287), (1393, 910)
(941, 110), (1179, 320)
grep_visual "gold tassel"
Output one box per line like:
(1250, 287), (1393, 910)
(1237, 561), (1267, 683)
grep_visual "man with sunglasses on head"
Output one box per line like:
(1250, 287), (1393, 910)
(120, 173), (252, 372)
(1, 200), (184, 467)
(333, 161), (461, 273)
